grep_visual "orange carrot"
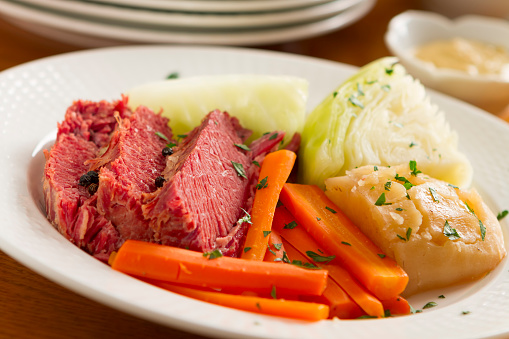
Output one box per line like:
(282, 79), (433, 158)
(241, 150), (296, 261)
(283, 240), (365, 319)
(263, 230), (286, 262)
(273, 205), (384, 317)
(110, 239), (327, 296)
(381, 296), (411, 315)
(150, 281), (329, 321)
(279, 183), (408, 300)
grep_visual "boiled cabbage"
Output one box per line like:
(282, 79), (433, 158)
(299, 57), (473, 188)
(127, 74), (308, 146)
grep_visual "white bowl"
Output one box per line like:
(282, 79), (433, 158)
(385, 10), (509, 113)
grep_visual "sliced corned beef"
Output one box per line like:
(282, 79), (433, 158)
(142, 110), (284, 257)
(44, 98), (131, 258)
(89, 106), (172, 242)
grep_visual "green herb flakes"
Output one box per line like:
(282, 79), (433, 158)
(479, 219), (486, 241)
(384, 181), (392, 191)
(395, 174), (414, 190)
(397, 234), (406, 241)
(166, 72), (179, 79)
(438, 295), (445, 299)
(497, 210), (508, 220)
(325, 206), (337, 214)
(357, 83), (364, 96)
(306, 251), (335, 264)
(291, 260), (319, 270)
(448, 183), (459, 189)
(203, 249), (223, 260)
(234, 143), (250, 151)
(429, 187), (440, 202)
(238, 208), (252, 225)
(231, 161), (247, 179)
(374, 165), (378, 171)
(243, 247), (251, 253)
(341, 241), (351, 246)
(375, 193), (392, 206)
(273, 243), (282, 251)
(283, 221), (297, 229)
(395, 207), (405, 212)
(271, 286), (277, 299)
(443, 220), (461, 240)
(268, 133), (278, 140)
(263, 231), (272, 237)
(252, 160), (260, 167)
(462, 311), (471, 315)
(256, 176), (268, 190)
(177, 134), (188, 139)
(406, 227), (412, 241)
(377, 253), (386, 258)
(422, 301), (437, 309)
(409, 160), (421, 176)
(381, 84), (391, 92)
(256, 302), (261, 310)
(155, 131), (170, 142)
(409, 141), (417, 148)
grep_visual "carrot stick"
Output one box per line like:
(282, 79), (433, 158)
(110, 239), (327, 296)
(241, 150), (296, 261)
(150, 281), (330, 321)
(273, 205), (384, 317)
(381, 296), (411, 315)
(279, 183), (408, 300)
(283, 240), (365, 319)
(263, 230), (286, 262)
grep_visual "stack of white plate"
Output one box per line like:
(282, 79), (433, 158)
(0, 0), (376, 47)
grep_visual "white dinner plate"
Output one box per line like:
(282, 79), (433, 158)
(54, 0), (336, 14)
(12, 0), (364, 29)
(0, 0), (375, 47)
(0, 45), (508, 339)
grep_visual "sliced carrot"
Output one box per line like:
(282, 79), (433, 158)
(381, 296), (411, 315)
(150, 281), (329, 321)
(273, 205), (384, 317)
(279, 183), (408, 300)
(283, 240), (365, 319)
(241, 150), (296, 261)
(110, 239), (327, 296)
(263, 230), (286, 262)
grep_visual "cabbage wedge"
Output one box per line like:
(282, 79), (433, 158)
(127, 74), (308, 146)
(299, 57), (473, 188)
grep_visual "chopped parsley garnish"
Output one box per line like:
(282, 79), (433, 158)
(422, 301), (437, 309)
(384, 181), (392, 191)
(243, 247), (251, 253)
(443, 220), (461, 240)
(234, 143), (250, 151)
(395, 207), (405, 211)
(155, 131), (170, 142)
(385, 67), (394, 75)
(397, 234), (406, 241)
(256, 176), (268, 190)
(237, 208), (252, 225)
(263, 231), (272, 237)
(256, 302), (261, 310)
(177, 134), (188, 139)
(438, 295), (445, 299)
(267, 245), (277, 257)
(271, 285), (277, 299)
(273, 243), (282, 251)
(231, 161), (247, 179)
(306, 251), (335, 264)
(374, 165), (378, 171)
(394, 174), (414, 190)
(283, 221), (298, 229)
(381, 84), (391, 92)
(429, 187), (440, 202)
(366, 79), (378, 84)
(348, 95), (364, 109)
(333, 91), (338, 98)
(479, 219), (486, 241)
(341, 241), (351, 246)
(325, 206), (337, 214)
(409, 141), (417, 148)
(252, 160), (260, 167)
(409, 304), (422, 314)
(316, 217), (322, 221)
(497, 210), (508, 220)
(462, 311), (471, 315)
(448, 183), (459, 189)
(405, 227), (412, 241)
(377, 254), (386, 258)
(166, 72), (179, 79)
(375, 193), (392, 206)
(203, 249), (223, 260)
(409, 160), (421, 176)
(291, 260), (319, 270)
(268, 133), (278, 140)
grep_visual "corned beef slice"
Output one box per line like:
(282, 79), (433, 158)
(89, 106), (172, 242)
(142, 110), (284, 256)
(44, 98), (132, 258)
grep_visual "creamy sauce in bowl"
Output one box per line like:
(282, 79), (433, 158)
(414, 38), (509, 78)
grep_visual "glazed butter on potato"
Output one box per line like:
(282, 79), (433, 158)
(324, 162), (506, 296)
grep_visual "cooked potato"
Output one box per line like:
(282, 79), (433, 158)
(324, 163), (506, 296)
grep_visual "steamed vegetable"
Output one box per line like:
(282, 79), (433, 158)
(111, 240), (328, 296)
(127, 74), (308, 145)
(241, 149), (296, 261)
(299, 57), (473, 188)
(279, 183), (409, 300)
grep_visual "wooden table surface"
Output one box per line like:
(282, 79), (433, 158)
(0, 0), (427, 338)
